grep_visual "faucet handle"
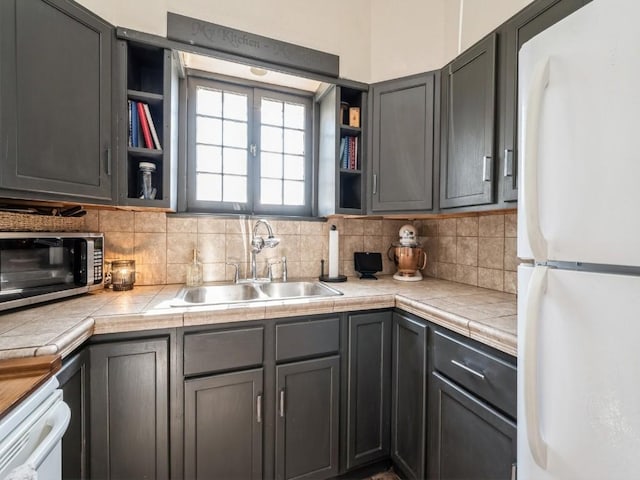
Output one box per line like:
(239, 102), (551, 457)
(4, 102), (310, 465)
(267, 259), (281, 282)
(281, 256), (288, 282)
(226, 262), (240, 283)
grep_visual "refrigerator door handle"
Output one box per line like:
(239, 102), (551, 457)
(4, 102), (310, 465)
(524, 265), (549, 469)
(523, 58), (550, 261)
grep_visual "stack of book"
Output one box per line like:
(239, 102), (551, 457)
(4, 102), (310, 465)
(339, 136), (359, 170)
(128, 100), (162, 150)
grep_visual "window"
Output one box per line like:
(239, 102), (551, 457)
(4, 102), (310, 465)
(187, 77), (313, 215)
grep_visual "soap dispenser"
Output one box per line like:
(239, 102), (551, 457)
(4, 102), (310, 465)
(186, 249), (203, 287)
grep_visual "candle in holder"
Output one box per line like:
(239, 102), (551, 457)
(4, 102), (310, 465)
(111, 260), (135, 291)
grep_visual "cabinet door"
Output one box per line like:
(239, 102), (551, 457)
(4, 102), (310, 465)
(57, 349), (90, 480)
(184, 369), (263, 480)
(428, 372), (516, 480)
(276, 356), (340, 480)
(0, 0), (113, 203)
(370, 73), (436, 212)
(440, 34), (496, 208)
(90, 338), (170, 480)
(500, 0), (591, 202)
(391, 312), (428, 480)
(344, 311), (391, 470)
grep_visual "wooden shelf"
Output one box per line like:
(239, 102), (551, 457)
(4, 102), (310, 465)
(128, 146), (163, 158)
(340, 168), (362, 175)
(128, 89), (163, 104)
(340, 125), (361, 135)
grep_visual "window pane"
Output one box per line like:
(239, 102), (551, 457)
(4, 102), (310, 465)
(223, 120), (247, 148)
(223, 92), (248, 121)
(261, 126), (283, 152)
(261, 152), (283, 179)
(196, 117), (222, 145)
(284, 103), (304, 129)
(262, 99), (283, 126)
(223, 175), (247, 203)
(284, 180), (304, 205)
(196, 145), (222, 173)
(196, 173), (222, 201)
(223, 147), (247, 175)
(284, 129), (304, 155)
(196, 88), (222, 117)
(261, 178), (282, 205)
(283, 155), (304, 180)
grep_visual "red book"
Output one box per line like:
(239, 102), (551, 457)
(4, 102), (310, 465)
(137, 102), (153, 149)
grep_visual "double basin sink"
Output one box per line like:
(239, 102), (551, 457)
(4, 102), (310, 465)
(172, 281), (343, 307)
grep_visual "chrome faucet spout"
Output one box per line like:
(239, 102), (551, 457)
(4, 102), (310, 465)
(250, 219), (280, 280)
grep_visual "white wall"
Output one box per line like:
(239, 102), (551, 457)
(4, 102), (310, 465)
(368, 0), (535, 83)
(76, 0), (372, 82)
(77, 0), (534, 83)
(459, 0), (534, 52)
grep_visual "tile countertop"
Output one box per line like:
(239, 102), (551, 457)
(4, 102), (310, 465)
(0, 277), (517, 360)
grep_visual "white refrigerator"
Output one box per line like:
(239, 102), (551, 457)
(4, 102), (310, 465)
(517, 0), (640, 478)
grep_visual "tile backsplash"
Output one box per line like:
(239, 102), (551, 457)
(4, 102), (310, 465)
(0, 209), (517, 293)
(414, 212), (518, 294)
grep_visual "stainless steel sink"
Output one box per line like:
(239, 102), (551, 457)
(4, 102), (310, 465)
(172, 281), (342, 306)
(178, 284), (266, 304)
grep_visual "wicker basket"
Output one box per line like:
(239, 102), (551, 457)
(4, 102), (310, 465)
(0, 212), (84, 232)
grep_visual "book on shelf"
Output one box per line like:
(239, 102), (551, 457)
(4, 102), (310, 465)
(127, 100), (133, 147)
(137, 102), (154, 149)
(142, 103), (162, 150)
(340, 135), (359, 171)
(128, 100), (161, 150)
(130, 100), (139, 148)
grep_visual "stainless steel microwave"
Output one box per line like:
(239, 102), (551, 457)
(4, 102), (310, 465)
(0, 232), (104, 312)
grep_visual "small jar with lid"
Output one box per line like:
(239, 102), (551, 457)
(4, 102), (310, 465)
(138, 162), (157, 200)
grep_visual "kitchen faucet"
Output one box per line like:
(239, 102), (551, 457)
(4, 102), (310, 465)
(250, 219), (280, 281)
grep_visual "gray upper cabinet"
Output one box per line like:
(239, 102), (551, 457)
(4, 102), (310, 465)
(115, 34), (179, 210)
(440, 34), (497, 209)
(370, 73), (437, 212)
(0, 0), (113, 204)
(499, 0), (592, 202)
(318, 85), (367, 216)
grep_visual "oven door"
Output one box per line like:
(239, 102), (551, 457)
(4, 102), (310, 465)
(0, 379), (71, 480)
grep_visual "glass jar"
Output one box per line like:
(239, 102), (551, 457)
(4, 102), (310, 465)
(111, 259), (135, 291)
(138, 162), (157, 200)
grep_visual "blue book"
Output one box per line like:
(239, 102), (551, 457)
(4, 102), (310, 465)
(131, 100), (139, 148)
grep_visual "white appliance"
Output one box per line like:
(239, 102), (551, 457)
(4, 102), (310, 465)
(0, 377), (70, 480)
(517, 0), (640, 478)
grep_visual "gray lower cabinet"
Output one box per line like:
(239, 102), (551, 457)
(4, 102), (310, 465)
(427, 373), (516, 480)
(57, 350), (90, 480)
(440, 34), (497, 209)
(370, 73), (437, 213)
(391, 312), (428, 480)
(276, 356), (340, 480)
(89, 337), (170, 480)
(344, 311), (391, 470)
(427, 327), (517, 480)
(184, 369), (263, 480)
(0, 0), (113, 204)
